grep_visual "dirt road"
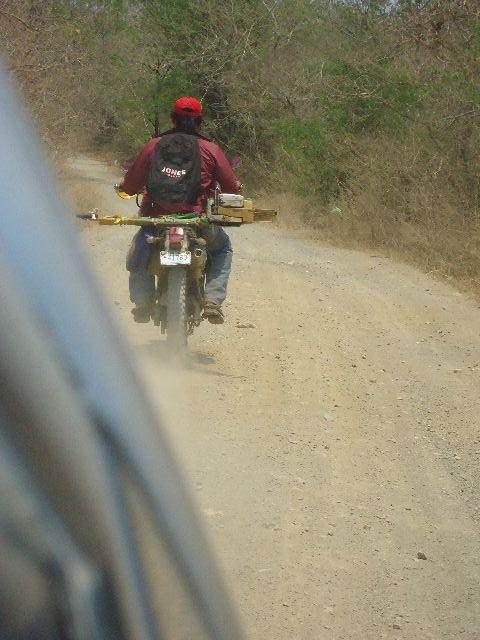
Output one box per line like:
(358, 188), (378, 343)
(73, 156), (480, 639)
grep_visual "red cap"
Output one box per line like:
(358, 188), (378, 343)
(173, 97), (203, 117)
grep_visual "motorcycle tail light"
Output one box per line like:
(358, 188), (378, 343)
(169, 226), (184, 248)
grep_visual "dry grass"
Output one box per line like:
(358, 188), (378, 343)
(260, 135), (480, 300)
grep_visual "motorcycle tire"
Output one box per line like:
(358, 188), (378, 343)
(166, 267), (188, 355)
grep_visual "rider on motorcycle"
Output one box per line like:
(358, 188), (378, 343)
(118, 96), (240, 324)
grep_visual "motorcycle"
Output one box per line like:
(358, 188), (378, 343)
(81, 185), (246, 354)
(142, 216), (210, 352)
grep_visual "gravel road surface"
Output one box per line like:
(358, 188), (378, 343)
(73, 156), (480, 640)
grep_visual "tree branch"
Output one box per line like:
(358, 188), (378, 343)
(0, 9), (35, 31)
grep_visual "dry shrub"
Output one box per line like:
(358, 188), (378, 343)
(298, 135), (480, 297)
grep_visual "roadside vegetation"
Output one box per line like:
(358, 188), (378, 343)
(2, 1), (480, 294)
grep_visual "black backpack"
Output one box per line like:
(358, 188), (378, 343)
(146, 132), (201, 205)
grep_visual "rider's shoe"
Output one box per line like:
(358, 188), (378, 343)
(202, 301), (224, 324)
(131, 306), (151, 323)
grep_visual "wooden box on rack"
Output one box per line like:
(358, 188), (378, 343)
(217, 198), (276, 224)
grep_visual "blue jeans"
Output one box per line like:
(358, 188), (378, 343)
(128, 225), (233, 308)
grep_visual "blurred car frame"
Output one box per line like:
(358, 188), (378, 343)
(0, 61), (244, 640)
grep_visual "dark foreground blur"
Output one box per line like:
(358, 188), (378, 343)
(0, 62), (243, 640)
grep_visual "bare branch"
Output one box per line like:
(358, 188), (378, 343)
(0, 9), (35, 31)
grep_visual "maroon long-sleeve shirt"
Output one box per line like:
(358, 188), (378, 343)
(120, 132), (239, 216)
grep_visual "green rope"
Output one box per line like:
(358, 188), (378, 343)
(133, 214), (210, 227)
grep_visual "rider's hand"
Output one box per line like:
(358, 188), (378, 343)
(114, 183), (134, 200)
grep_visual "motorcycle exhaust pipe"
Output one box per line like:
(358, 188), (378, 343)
(191, 247), (207, 283)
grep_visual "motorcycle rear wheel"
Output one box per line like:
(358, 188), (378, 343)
(166, 267), (188, 355)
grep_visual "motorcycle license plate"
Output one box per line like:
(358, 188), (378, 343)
(160, 251), (191, 266)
